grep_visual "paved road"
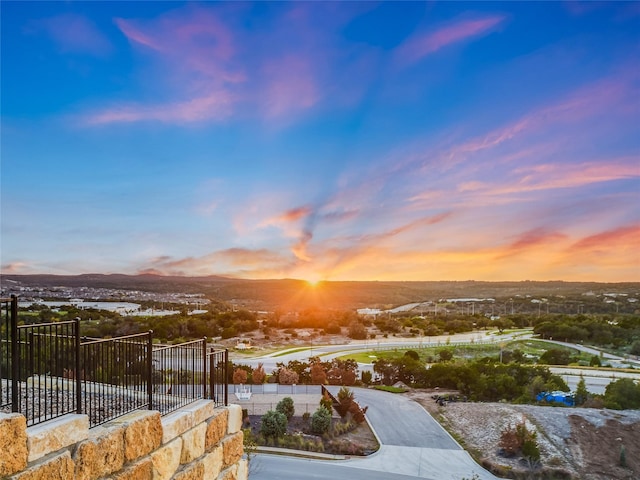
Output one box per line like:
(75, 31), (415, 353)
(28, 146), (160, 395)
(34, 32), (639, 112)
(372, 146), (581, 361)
(237, 331), (530, 374)
(250, 387), (501, 480)
(337, 387), (459, 449)
(250, 455), (421, 480)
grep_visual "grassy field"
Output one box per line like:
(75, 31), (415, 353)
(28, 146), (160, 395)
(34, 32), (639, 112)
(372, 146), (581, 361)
(335, 338), (593, 365)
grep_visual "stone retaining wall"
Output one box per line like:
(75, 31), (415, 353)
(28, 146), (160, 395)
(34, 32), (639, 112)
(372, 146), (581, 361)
(0, 401), (246, 480)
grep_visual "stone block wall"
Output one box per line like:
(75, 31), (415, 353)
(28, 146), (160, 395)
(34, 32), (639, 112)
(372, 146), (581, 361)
(0, 401), (247, 480)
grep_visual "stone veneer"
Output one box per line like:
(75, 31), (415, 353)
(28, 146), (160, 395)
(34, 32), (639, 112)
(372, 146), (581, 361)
(0, 401), (247, 480)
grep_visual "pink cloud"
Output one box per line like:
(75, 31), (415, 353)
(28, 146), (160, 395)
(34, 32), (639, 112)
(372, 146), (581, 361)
(139, 248), (294, 277)
(1, 262), (32, 274)
(397, 14), (506, 64)
(84, 7), (242, 125)
(85, 91), (234, 125)
(261, 55), (320, 118)
(570, 224), (640, 253)
(453, 158), (639, 201)
(32, 13), (112, 56)
(114, 8), (236, 72)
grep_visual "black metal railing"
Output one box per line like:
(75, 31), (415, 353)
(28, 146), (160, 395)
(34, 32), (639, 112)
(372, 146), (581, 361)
(1, 297), (15, 409)
(208, 348), (228, 407)
(0, 295), (228, 427)
(152, 338), (208, 415)
(80, 331), (152, 426)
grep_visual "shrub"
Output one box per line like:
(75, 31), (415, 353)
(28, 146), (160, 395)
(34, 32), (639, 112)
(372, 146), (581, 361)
(361, 370), (373, 385)
(310, 363), (327, 384)
(603, 378), (640, 409)
(311, 406), (332, 435)
(252, 363), (266, 384)
(320, 392), (333, 412)
(276, 397), (295, 421)
(336, 386), (355, 417)
(522, 438), (540, 462)
(405, 350), (420, 361)
(278, 367), (299, 385)
(347, 320), (367, 340)
(260, 410), (287, 439)
(302, 411), (311, 423)
(438, 349), (453, 362)
(499, 419), (540, 461)
(233, 368), (248, 385)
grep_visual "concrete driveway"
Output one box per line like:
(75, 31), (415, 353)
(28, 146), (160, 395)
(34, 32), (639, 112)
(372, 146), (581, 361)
(251, 386), (501, 479)
(325, 387), (501, 480)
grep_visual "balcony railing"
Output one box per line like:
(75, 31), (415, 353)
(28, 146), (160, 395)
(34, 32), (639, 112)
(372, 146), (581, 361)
(0, 295), (227, 427)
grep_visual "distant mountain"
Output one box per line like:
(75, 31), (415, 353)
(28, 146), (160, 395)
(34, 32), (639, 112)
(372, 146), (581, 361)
(2, 274), (638, 311)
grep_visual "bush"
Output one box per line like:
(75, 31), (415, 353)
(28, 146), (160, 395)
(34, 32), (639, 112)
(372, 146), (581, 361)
(539, 348), (573, 365)
(522, 438), (540, 461)
(311, 406), (332, 435)
(278, 367), (299, 385)
(310, 363), (327, 384)
(603, 378), (640, 409)
(260, 410), (287, 439)
(438, 349), (453, 362)
(499, 419), (540, 461)
(320, 392), (333, 412)
(233, 368), (248, 385)
(336, 386), (355, 417)
(276, 397), (295, 421)
(347, 320), (367, 340)
(252, 363), (266, 384)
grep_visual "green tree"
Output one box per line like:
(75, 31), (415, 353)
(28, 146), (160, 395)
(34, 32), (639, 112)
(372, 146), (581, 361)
(438, 348), (453, 362)
(539, 348), (573, 365)
(260, 410), (287, 439)
(575, 376), (589, 406)
(404, 350), (420, 361)
(603, 378), (640, 410)
(310, 406), (332, 435)
(347, 320), (367, 340)
(276, 397), (295, 421)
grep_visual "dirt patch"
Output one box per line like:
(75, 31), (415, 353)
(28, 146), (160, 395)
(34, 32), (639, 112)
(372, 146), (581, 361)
(405, 388), (640, 480)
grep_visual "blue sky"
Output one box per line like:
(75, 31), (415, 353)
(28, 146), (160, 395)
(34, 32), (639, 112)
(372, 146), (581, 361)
(1, 1), (639, 282)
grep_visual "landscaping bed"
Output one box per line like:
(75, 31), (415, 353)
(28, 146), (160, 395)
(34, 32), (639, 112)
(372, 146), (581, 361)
(244, 413), (379, 456)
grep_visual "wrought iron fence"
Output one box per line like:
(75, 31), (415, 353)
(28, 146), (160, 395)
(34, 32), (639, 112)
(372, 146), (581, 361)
(0, 295), (228, 427)
(0, 296), (17, 409)
(80, 331), (152, 426)
(208, 348), (228, 407)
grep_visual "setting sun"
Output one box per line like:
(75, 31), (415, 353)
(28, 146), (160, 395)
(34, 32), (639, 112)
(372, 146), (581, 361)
(305, 277), (322, 287)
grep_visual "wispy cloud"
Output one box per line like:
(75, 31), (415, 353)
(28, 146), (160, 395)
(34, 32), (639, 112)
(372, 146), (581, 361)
(139, 248), (294, 277)
(83, 3), (367, 126)
(397, 14), (506, 65)
(86, 91), (235, 125)
(570, 224), (640, 254)
(30, 13), (112, 56)
(260, 55), (320, 118)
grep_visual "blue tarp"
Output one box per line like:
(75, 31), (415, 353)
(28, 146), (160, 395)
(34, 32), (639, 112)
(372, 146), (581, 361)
(536, 391), (575, 406)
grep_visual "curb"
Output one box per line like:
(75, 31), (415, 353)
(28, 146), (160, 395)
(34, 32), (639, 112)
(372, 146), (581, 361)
(255, 446), (347, 460)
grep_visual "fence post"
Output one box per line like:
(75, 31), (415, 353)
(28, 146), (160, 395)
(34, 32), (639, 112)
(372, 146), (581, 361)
(208, 348), (214, 401)
(10, 295), (18, 413)
(224, 349), (228, 406)
(202, 338), (207, 399)
(147, 331), (153, 410)
(75, 317), (82, 414)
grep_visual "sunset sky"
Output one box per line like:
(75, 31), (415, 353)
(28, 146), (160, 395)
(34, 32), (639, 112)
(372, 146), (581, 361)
(2, 1), (639, 282)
